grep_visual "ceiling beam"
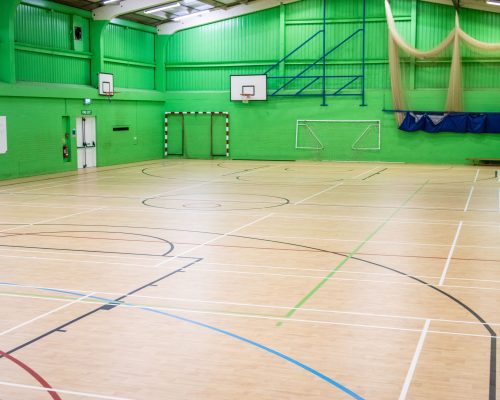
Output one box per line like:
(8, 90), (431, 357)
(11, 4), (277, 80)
(420, 0), (500, 14)
(93, 0), (178, 20)
(157, 0), (301, 35)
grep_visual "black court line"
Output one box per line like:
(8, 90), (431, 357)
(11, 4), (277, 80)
(362, 168), (388, 181)
(0, 160), (166, 189)
(0, 230), (175, 257)
(2, 257), (202, 357)
(8, 222), (497, 399)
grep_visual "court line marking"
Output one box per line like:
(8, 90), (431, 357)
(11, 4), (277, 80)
(181, 267), (500, 292)
(153, 213), (274, 268)
(474, 168), (480, 183)
(278, 181), (429, 325)
(2, 198), (500, 225)
(0, 292), (95, 337)
(294, 182), (343, 205)
(398, 319), (431, 400)
(352, 166), (382, 179)
(0, 381), (135, 400)
(438, 221), (463, 286)
(4, 289), (500, 328)
(0, 289), (495, 339)
(0, 207), (105, 234)
(192, 261), (500, 285)
(464, 186), (475, 212)
(3, 249), (500, 287)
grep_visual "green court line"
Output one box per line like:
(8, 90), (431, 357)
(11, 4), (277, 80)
(277, 181), (429, 327)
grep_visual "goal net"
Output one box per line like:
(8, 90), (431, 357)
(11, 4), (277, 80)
(295, 119), (381, 160)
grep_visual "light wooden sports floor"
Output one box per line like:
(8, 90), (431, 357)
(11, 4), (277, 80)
(0, 160), (499, 400)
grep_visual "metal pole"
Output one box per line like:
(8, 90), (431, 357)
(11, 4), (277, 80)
(361, 0), (367, 106)
(321, 0), (327, 106)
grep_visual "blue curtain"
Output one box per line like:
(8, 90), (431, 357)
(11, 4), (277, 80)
(400, 112), (500, 133)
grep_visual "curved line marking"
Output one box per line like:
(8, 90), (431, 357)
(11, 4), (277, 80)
(30, 222), (497, 398)
(35, 287), (364, 400)
(0, 350), (62, 400)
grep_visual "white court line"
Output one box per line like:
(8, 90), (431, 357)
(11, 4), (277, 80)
(153, 213), (274, 268)
(183, 267), (500, 292)
(2, 249), (500, 289)
(2, 204), (500, 228)
(0, 207), (105, 234)
(145, 164), (279, 199)
(3, 283), (500, 330)
(0, 291), (493, 339)
(0, 381), (135, 400)
(464, 186), (475, 212)
(438, 221), (463, 286)
(249, 234), (500, 250)
(196, 261), (500, 285)
(294, 182), (343, 205)
(0, 253), (155, 268)
(0, 292), (95, 337)
(474, 168), (480, 183)
(398, 319), (431, 400)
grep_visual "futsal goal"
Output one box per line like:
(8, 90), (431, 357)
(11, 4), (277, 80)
(295, 119), (381, 160)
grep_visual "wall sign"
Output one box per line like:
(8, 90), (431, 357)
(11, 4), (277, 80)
(0, 116), (7, 154)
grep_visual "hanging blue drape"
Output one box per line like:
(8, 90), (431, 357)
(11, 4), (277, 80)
(399, 112), (500, 133)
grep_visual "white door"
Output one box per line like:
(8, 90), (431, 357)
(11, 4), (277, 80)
(76, 117), (96, 169)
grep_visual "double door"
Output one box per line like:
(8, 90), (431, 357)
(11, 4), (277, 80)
(76, 117), (96, 168)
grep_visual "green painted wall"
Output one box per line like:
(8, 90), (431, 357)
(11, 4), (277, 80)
(1, 0), (500, 181)
(165, 0), (500, 164)
(0, 0), (164, 180)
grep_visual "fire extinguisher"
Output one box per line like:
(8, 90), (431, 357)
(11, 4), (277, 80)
(63, 144), (69, 159)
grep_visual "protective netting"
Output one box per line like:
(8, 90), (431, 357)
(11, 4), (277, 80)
(385, 0), (500, 124)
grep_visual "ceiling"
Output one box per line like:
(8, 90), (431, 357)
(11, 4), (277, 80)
(47, 0), (500, 27)
(49, 0), (256, 26)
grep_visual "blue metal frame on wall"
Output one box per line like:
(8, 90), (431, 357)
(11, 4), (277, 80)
(265, 0), (367, 107)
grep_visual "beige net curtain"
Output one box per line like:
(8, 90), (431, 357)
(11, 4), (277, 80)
(385, 0), (500, 125)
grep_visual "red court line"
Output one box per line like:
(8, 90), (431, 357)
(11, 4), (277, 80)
(174, 241), (500, 263)
(0, 350), (62, 400)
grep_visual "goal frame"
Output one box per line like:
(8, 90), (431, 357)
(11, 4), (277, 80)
(295, 119), (381, 152)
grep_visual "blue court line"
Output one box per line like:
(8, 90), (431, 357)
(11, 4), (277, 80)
(1, 283), (365, 400)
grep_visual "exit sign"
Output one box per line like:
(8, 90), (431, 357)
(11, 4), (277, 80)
(81, 110), (92, 115)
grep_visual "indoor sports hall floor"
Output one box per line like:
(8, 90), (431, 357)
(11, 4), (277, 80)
(0, 160), (499, 400)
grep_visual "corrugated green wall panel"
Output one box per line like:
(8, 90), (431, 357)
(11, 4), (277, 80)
(284, 0), (406, 20)
(463, 62), (500, 89)
(166, 66), (265, 91)
(104, 62), (155, 90)
(416, 1), (455, 50)
(16, 50), (90, 84)
(414, 63), (451, 89)
(104, 24), (155, 63)
(15, 4), (73, 50)
(167, 8), (280, 64)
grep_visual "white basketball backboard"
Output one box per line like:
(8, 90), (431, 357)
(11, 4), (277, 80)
(230, 75), (267, 102)
(98, 73), (114, 96)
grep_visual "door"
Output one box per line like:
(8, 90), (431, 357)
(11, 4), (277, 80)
(76, 117), (96, 168)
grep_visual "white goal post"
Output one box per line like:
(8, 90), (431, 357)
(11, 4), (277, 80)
(295, 119), (381, 151)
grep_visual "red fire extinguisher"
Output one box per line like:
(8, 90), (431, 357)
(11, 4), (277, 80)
(63, 144), (69, 159)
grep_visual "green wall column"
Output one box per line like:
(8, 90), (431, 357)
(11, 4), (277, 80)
(0, 0), (21, 83)
(90, 20), (109, 88)
(156, 34), (169, 91)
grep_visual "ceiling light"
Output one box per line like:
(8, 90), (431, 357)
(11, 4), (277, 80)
(102, 0), (119, 4)
(173, 10), (210, 21)
(144, 2), (180, 14)
(486, 0), (500, 5)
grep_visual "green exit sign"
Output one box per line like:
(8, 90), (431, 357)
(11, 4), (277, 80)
(81, 110), (92, 115)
